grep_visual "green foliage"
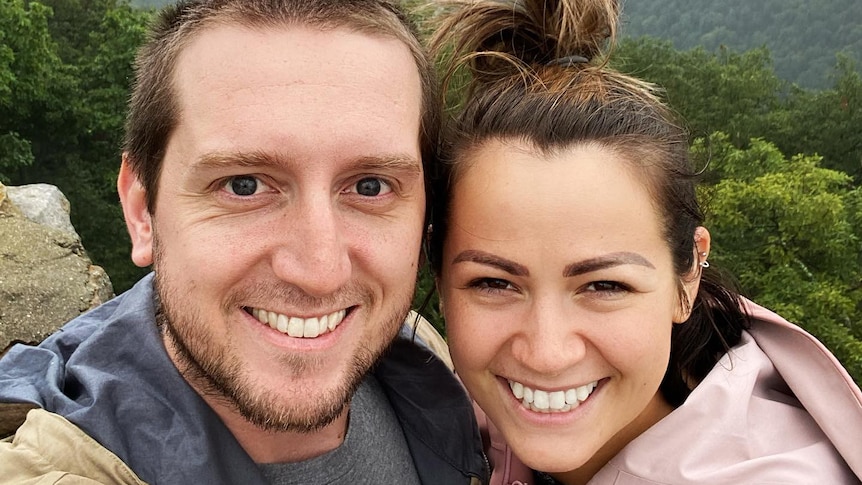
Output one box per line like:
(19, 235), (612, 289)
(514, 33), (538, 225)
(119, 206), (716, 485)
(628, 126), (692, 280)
(6, 0), (153, 292)
(763, 55), (862, 181)
(41, 0), (127, 64)
(699, 133), (862, 382)
(614, 39), (782, 147)
(0, 0), (67, 181)
(62, 1), (153, 292)
(412, 265), (444, 337)
(0, 133), (33, 183)
(620, 0), (862, 89)
(615, 38), (862, 185)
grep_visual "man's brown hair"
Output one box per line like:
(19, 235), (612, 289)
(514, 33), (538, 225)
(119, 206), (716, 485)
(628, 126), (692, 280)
(124, 0), (439, 214)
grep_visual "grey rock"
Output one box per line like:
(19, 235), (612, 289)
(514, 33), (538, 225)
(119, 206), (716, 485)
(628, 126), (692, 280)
(0, 182), (114, 355)
(6, 183), (76, 235)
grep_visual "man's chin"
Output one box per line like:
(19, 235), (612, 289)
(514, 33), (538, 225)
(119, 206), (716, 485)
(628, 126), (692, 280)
(228, 355), (373, 433)
(233, 386), (352, 433)
(153, 263), (413, 434)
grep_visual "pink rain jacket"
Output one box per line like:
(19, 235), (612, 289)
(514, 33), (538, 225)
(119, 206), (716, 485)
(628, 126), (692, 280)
(482, 301), (862, 484)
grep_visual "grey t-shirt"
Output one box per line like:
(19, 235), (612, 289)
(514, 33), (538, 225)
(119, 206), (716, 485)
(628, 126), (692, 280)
(258, 374), (421, 485)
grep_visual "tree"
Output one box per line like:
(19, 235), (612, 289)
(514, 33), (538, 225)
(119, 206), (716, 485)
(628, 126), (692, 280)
(61, 2), (152, 292)
(620, 0), (862, 89)
(764, 55), (862, 183)
(614, 38), (784, 148)
(11, 1), (153, 291)
(615, 38), (862, 187)
(697, 133), (862, 383)
(0, 0), (72, 182)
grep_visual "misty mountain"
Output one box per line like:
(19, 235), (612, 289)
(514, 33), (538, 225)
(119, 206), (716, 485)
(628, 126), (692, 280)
(620, 0), (862, 88)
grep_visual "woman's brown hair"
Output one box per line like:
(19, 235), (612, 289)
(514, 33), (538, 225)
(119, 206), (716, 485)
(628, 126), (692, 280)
(428, 0), (749, 405)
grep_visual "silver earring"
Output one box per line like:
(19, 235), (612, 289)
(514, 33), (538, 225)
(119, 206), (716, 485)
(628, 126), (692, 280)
(699, 252), (709, 268)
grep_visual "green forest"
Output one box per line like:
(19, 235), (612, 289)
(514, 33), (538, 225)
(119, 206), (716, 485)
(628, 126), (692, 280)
(621, 0), (862, 89)
(133, 0), (862, 89)
(2, 0), (861, 385)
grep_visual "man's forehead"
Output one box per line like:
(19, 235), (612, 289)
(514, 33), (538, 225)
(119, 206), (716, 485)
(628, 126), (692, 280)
(177, 21), (415, 71)
(161, 22), (424, 180)
(171, 23), (422, 105)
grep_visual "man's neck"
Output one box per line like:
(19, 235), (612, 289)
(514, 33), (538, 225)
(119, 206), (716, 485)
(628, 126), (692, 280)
(159, 322), (352, 463)
(206, 394), (350, 463)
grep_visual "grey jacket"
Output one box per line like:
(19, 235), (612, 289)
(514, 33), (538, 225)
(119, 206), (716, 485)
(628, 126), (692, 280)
(0, 274), (487, 484)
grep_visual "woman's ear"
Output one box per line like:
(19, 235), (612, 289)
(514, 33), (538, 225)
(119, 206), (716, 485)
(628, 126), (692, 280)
(693, 226), (711, 271)
(117, 154), (154, 268)
(674, 226), (711, 323)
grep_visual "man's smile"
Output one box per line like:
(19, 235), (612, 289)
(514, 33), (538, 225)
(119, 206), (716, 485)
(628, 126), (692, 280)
(248, 307), (350, 338)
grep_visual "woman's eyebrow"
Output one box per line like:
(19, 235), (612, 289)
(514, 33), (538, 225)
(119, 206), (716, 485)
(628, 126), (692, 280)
(452, 250), (529, 277)
(563, 252), (656, 277)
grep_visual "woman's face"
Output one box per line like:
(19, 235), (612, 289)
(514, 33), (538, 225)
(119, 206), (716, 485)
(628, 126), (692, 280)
(439, 139), (696, 479)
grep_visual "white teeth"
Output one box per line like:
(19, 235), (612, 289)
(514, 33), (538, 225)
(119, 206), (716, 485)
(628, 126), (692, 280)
(250, 308), (346, 339)
(510, 381), (524, 399)
(549, 391), (566, 409)
(276, 314), (289, 333)
(287, 317), (304, 338)
(319, 315), (329, 331)
(508, 379), (598, 413)
(303, 317), (320, 338)
(577, 382), (594, 401)
(533, 390), (549, 410)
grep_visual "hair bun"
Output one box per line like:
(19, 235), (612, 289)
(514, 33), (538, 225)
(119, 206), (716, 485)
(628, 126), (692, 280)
(432, 0), (618, 84)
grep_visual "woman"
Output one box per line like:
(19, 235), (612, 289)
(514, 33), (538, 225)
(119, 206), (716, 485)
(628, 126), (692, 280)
(427, 0), (862, 483)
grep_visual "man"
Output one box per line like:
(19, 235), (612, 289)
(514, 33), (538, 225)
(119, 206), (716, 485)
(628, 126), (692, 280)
(0, 1), (486, 483)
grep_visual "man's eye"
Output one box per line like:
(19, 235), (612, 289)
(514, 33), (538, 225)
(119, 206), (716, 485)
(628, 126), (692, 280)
(223, 176), (269, 196)
(352, 177), (392, 197)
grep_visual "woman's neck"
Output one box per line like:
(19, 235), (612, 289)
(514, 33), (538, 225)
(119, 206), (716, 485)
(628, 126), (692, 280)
(548, 393), (675, 485)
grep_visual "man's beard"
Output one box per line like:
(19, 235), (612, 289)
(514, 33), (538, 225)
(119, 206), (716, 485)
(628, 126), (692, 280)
(152, 247), (411, 433)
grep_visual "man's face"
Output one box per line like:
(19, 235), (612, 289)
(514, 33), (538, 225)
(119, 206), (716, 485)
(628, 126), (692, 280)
(123, 24), (425, 433)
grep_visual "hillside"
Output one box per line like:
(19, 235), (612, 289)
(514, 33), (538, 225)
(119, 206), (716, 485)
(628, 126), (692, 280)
(130, 0), (862, 88)
(132, 0), (862, 89)
(131, 0), (165, 7)
(620, 0), (862, 88)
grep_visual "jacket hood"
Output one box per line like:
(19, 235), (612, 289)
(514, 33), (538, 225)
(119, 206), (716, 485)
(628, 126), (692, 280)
(484, 301), (862, 484)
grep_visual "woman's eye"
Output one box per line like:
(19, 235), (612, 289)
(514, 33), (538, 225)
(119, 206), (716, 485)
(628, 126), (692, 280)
(469, 278), (516, 292)
(351, 177), (392, 197)
(223, 176), (270, 196)
(585, 281), (626, 293)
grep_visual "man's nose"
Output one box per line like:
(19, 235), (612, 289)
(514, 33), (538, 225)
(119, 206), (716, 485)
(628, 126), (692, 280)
(269, 194), (352, 298)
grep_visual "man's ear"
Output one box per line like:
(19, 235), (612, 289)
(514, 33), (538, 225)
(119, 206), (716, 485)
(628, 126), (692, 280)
(674, 226), (711, 323)
(118, 154), (154, 268)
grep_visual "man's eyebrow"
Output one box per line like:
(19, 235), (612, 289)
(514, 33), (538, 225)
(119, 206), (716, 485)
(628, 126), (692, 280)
(563, 252), (656, 277)
(353, 154), (423, 175)
(192, 151), (283, 170)
(451, 250), (529, 277)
